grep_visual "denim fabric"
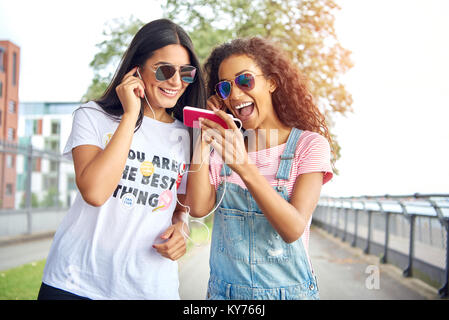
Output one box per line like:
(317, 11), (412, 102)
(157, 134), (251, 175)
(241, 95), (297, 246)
(207, 128), (319, 300)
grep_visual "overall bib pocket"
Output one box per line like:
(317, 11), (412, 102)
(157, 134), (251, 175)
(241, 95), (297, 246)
(218, 208), (247, 261)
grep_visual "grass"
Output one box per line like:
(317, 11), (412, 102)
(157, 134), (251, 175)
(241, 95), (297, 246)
(185, 216), (213, 252)
(0, 259), (46, 300)
(0, 216), (214, 300)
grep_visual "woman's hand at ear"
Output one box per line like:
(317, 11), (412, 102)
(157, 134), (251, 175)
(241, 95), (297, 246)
(115, 66), (146, 119)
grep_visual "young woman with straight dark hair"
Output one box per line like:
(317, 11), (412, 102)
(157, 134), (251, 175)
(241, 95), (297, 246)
(38, 19), (206, 300)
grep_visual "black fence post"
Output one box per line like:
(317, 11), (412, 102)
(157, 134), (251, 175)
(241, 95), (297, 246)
(400, 202), (415, 278)
(333, 202), (340, 237)
(381, 211), (390, 264)
(352, 206), (359, 248)
(326, 200), (333, 233)
(430, 200), (449, 298)
(440, 221), (449, 298)
(364, 210), (372, 254)
(378, 201), (389, 264)
(342, 205), (348, 242)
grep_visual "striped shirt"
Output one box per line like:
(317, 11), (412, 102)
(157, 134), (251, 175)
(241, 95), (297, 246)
(208, 130), (333, 269)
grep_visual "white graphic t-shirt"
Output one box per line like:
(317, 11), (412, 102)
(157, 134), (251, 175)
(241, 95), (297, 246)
(42, 101), (190, 299)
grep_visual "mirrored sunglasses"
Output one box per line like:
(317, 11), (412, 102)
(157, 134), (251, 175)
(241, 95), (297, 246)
(215, 73), (258, 100)
(153, 64), (197, 84)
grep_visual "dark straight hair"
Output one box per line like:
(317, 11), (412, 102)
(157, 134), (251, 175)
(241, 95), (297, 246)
(95, 18), (206, 131)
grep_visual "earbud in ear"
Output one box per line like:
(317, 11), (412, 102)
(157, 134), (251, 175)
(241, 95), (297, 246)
(136, 68), (143, 80)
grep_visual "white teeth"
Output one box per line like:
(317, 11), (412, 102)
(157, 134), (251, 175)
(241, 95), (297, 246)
(161, 88), (177, 95)
(235, 102), (253, 109)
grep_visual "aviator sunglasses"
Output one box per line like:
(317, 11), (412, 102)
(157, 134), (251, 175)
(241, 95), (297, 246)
(215, 73), (264, 100)
(149, 63), (197, 84)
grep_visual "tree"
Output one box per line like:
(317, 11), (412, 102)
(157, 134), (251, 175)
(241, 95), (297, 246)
(82, 16), (144, 101)
(163, 0), (353, 160)
(83, 0), (353, 161)
(40, 187), (63, 208)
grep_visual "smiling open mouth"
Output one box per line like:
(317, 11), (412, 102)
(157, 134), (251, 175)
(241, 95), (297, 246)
(235, 102), (255, 119)
(159, 87), (178, 97)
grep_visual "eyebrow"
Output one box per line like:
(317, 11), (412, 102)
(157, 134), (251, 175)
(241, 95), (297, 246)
(219, 69), (255, 81)
(154, 61), (172, 65)
(153, 61), (192, 67)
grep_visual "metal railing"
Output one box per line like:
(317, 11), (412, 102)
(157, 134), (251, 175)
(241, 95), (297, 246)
(0, 139), (73, 237)
(313, 193), (449, 299)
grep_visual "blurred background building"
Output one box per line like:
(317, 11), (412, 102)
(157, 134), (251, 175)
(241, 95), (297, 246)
(0, 40), (20, 209)
(17, 102), (80, 209)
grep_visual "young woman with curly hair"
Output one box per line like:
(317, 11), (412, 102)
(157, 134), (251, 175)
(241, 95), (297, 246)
(185, 37), (333, 300)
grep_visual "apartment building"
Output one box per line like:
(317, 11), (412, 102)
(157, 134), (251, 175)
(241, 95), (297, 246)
(17, 102), (80, 208)
(0, 40), (20, 209)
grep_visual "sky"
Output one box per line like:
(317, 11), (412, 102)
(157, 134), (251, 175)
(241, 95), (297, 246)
(0, 0), (448, 197)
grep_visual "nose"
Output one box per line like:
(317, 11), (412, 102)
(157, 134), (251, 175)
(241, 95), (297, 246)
(167, 68), (183, 87)
(229, 82), (245, 100)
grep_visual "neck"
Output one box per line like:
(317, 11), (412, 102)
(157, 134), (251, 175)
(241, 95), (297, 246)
(245, 125), (291, 152)
(142, 100), (174, 123)
(251, 113), (291, 151)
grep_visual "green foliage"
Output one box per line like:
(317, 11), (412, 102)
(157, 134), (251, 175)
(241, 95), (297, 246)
(83, 1), (353, 161)
(40, 187), (62, 208)
(83, 16), (144, 101)
(164, 0), (353, 161)
(19, 192), (39, 209)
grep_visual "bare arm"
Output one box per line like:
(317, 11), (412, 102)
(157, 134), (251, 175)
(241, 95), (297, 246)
(184, 133), (216, 217)
(152, 195), (190, 261)
(184, 97), (224, 217)
(73, 66), (145, 206)
(239, 166), (323, 243)
(201, 107), (324, 243)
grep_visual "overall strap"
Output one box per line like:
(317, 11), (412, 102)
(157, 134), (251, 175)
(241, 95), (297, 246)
(220, 163), (233, 177)
(275, 128), (303, 180)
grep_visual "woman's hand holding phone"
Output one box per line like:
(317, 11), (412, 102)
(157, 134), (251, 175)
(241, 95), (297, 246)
(115, 66), (146, 120)
(206, 95), (225, 112)
(200, 106), (249, 175)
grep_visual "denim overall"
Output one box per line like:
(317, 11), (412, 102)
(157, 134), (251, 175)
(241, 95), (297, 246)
(206, 128), (319, 300)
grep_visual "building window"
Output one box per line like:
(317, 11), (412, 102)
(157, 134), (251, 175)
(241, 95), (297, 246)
(9, 100), (16, 113)
(13, 52), (17, 86)
(6, 155), (14, 168)
(51, 121), (60, 135)
(45, 138), (59, 152)
(49, 160), (58, 172)
(6, 184), (13, 196)
(43, 176), (57, 189)
(0, 80), (3, 97)
(0, 110), (2, 127)
(7, 127), (15, 140)
(0, 47), (4, 71)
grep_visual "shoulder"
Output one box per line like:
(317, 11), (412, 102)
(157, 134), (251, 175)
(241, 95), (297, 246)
(73, 101), (108, 119)
(296, 130), (330, 155)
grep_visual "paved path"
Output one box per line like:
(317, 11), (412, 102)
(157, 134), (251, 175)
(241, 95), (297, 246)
(0, 237), (53, 272)
(178, 226), (439, 300)
(0, 227), (439, 299)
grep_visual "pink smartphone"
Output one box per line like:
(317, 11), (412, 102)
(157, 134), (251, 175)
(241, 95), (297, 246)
(183, 106), (231, 129)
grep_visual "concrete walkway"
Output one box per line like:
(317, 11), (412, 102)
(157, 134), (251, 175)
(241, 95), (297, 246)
(0, 227), (440, 299)
(178, 226), (439, 300)
(0, 236), (54, 272)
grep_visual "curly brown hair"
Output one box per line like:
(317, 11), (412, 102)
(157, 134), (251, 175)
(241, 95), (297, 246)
(204, 37), (333, 155)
